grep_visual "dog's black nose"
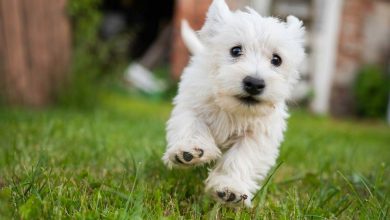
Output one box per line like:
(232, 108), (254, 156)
(243, 76), (265, 95)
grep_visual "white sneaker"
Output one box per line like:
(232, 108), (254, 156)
(124, 62), (166, 94)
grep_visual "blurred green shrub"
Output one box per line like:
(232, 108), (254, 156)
(58, 0), (129, 109)
(353, 65), (389, 118)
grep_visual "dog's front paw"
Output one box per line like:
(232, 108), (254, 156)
(163, 144), (220, 168)
(173, 147), (204, 165)
(206, 175), (252, 207)
(215, 188), (249, 205)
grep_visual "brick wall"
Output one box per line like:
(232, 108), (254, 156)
(170, 0), (212, 80)
(330, 0), (374, 116)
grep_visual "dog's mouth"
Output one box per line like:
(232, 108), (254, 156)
(236, 95), (260, 105)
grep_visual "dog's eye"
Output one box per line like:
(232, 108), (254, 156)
(230, 46), (242, 57)
(271, 54), (282, 67)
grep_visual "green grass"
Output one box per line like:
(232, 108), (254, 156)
(0, 92), (389, 219)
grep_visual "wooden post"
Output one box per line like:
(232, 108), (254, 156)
(0, 0), (71, 106)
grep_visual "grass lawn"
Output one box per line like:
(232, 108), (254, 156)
(0, 92), (389, 219)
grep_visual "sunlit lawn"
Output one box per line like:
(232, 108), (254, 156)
(0, 92), (389, 219)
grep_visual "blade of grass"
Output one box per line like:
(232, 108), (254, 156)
(251, 161), (283, 202)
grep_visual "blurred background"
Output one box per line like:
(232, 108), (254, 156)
(0, 1), (389, 218)
(0, 0), (389, 119)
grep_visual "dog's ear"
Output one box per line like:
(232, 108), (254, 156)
(200, 0), (231, 39)
(286, 15), (305, 44)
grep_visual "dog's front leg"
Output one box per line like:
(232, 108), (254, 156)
(163, 108), (221, 168)
(205, 135), (279, 207)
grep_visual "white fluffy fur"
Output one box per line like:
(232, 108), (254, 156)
(162, 0), (305, 207)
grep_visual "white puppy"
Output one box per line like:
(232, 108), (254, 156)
(163, 0), (305, 207)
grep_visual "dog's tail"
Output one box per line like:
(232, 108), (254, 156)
(181, 20), (204, 55)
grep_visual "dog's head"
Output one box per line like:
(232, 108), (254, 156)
(195, 0), (305, 115)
